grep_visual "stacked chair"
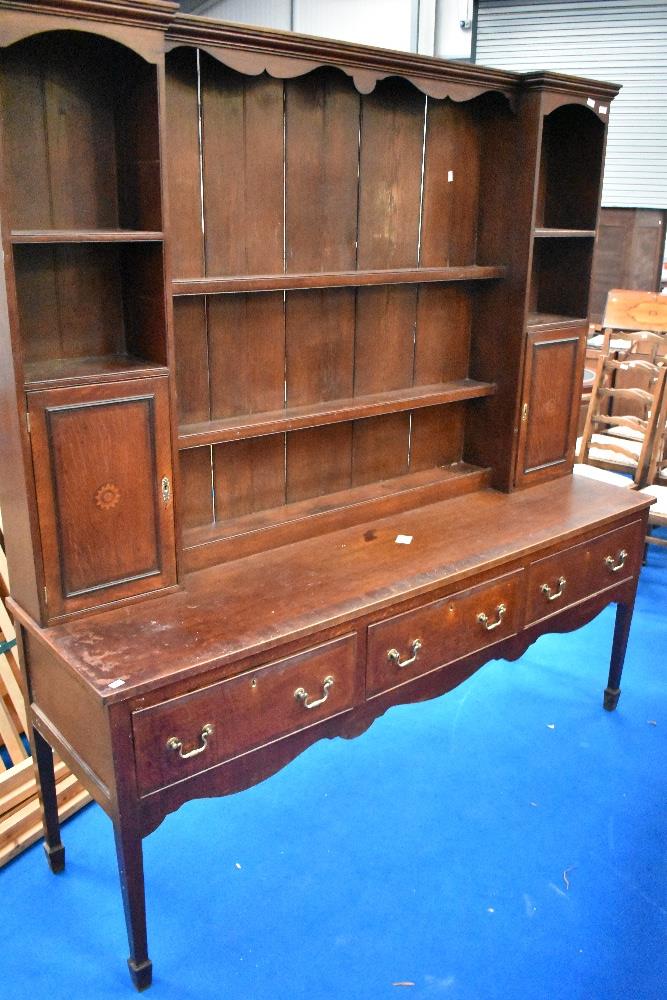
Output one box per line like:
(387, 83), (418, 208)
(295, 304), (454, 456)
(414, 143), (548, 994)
(638, 376), (667, 550)
(574, 288), (667, 554)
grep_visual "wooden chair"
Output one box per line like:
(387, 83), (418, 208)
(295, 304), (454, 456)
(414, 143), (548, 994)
(639, 371), (667, 550)
(575, 354), (666, 488)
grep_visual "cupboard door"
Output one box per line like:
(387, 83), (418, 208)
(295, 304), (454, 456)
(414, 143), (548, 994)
(514, 325), (586, 488)
(28, 377), (176, 619)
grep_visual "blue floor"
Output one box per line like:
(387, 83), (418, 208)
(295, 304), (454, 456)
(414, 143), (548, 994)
(3, 541), (666, 1000)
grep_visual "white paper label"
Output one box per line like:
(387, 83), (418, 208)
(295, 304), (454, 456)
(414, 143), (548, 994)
(599, 105), (608, 115)
(586, 97), (596, 108)
(395, 534), (413, 545)
(107, 678), (126, 689)
(447, 170), (454, 182)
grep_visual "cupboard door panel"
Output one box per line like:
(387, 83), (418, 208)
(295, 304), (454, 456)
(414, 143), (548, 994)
(28, 377), (176, 619)
(515, 325), (586, 487)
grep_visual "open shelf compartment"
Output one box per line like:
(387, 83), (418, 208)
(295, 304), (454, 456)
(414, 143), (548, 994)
(14, 242), (168, 384)
(535, 104), (605, 232)
(1, 31), (162, 233)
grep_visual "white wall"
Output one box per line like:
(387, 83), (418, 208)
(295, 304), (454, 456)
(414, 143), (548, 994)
(181, 0), (474, 59)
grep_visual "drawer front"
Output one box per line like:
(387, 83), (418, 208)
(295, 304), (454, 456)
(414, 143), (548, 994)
(133, 634), (358, 795)
(366, 571), (523, 698)
(526, 520), (642, 625)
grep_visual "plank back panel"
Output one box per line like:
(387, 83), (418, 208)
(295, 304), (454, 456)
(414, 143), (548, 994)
(420, 99), (480, 267)
(354, 286), (418, 395)
(209, 293), (285, 420)
(14, 245), (125, 363)
(286, 289), (355, 406)
(200, 57), (284, 276)
(173, 297), (210, 425)
(165, 47), (204, 277)
(214, 436), (285, 521)
(285, 68), (360, 273)
(179, 447), (213, 530)
(352, 413), (411, 486)
(286, 425), (353, 503)
(357, 79), (425, 269)
(410, 404), (465, 471)
(414, 285), (472, 384)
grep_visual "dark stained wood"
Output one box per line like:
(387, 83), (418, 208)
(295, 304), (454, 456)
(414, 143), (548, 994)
(414, 285), (472, 384)
(351, 413), (410, 486)
(172, 264), (506, 295)
(366, 570), (522, 696)
(463, 93), (537, 491)
(164, 46), (204, 277)
(536, 103), (604, 231)
(172, 297), (209, 425)
(132, 633), (358, 795)
(178, 379), (496, 448)
(24, 476), (650, 701)
(116, 60), (162, 233)
(27, 377), (177, 618)
(183, 464), (491, 572)
(357, 78), (424, 269)
(354, 286), (417, 395)
(286, 425), (353, 503)
(25, 630), (114, 788)
(208, 292), (285, 420)
(515, 325), (586, 487)
(24, 357), (169, 391)
(285, 68), (359, 272)
(420, 98), (480, 267)
(213, 435), (285, 521)
(530, 237), (595, 319)
(409, 404), (465, 471)
(31, 727), (65, 872)
(200, 55), (283, 276)
(525, 519), (643, 626)
(286, 289), (355, 405)
(13, 243), (166, 373)
(0, 11), (636, 992)
(178, 446), (213, 531)
(1, 32), (161, 231)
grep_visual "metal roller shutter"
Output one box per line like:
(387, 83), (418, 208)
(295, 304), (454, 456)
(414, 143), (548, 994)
(475, 0), (667, 210)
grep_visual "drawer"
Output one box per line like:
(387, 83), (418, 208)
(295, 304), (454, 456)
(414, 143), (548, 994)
(366, 570), (523, 698)
(132, 634), (358, 796)
(526, 520), (642, 626)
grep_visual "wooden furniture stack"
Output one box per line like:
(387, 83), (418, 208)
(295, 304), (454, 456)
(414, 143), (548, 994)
(0, 1), (653, 989)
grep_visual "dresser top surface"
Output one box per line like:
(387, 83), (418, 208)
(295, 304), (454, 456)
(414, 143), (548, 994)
(23, 476), (650, 702)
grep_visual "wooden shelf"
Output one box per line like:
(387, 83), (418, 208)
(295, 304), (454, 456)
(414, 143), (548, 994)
(24, 355), (169, 390)
(527, 313), (588, 330)
(183, 462), (491, 572)
(533, 228), (596, 239)
(178, 379), (496, 449)
(172, 265), (507, 296)
(11, 229), (164, 244)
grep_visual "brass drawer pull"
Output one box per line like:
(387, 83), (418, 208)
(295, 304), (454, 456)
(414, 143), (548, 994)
(605, 549), (628, 574)
(387, 638), (422, 669)
(477, 603), (506, 631)
(294, 675), (334, 709)
(166, 723), (214, 760)
(541, 576), (567, 602)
